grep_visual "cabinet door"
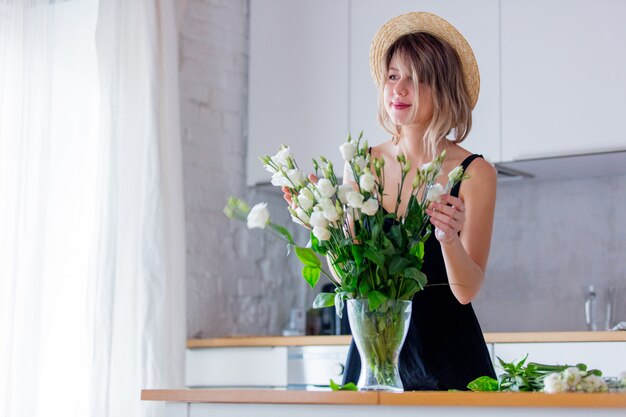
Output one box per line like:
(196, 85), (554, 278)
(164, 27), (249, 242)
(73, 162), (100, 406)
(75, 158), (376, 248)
(501, 0), (626, 162)
(493, 342), (626, 377)
(350, 0), (501, 162)
(185, 347), (288, 387)
(247, 0), (349, 185)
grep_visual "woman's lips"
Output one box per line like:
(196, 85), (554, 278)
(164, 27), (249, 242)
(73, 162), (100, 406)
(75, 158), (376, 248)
(391, 102), (410, 110)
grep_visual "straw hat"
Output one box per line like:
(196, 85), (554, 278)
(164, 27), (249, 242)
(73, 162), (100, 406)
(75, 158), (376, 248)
(370, 12), (480, 109)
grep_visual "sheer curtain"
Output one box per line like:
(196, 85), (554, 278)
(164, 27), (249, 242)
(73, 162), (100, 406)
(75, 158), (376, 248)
(92, 0), (186, 415)
(0, 0), (185, 416)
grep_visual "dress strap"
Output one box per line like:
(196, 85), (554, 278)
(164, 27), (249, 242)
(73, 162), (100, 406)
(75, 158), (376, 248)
(449, 154), (483, 198)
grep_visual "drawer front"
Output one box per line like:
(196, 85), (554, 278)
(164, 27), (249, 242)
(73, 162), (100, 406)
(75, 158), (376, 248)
(185, 347), (288, 387)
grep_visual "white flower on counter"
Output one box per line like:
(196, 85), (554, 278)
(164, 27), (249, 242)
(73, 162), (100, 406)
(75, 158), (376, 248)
(297, 191), (314, 211)
(346, 190), (364, 209)
(337, 184), (353, 205)
(247, 203), (270, 229)
(562, 367), (582, 388)
(543, 373), (567, 393)
(619, 371), (626, 387)
(339, 141), (357, 161)
(316, 178), (336, 198)
(309, 210), (329, 229)
(361, 198), (379, 216)
(426, 183), (445, 203)
(580, 374), (608, 393)
(313, 226), (331, 241)
(359, 173), (376, 193)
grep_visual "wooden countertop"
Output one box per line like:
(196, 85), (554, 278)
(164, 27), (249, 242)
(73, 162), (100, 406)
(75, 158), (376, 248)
(187, 332), (626, 348)
(142, 389), (626, 408)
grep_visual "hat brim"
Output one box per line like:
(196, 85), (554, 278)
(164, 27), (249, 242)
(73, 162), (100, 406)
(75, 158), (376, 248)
(370, 12), (480, 110)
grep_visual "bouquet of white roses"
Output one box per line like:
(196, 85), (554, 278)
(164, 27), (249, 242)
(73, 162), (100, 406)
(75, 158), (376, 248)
(225, 132), (467, 316)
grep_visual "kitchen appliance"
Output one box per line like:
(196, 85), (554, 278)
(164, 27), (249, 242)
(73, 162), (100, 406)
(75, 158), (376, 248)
(287, 345), (349, 389)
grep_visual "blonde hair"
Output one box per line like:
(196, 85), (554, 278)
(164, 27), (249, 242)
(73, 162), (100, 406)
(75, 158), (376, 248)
(377, 32), (472, 157)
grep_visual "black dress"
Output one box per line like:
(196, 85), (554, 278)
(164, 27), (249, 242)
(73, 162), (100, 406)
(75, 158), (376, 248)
(342, 154), (496, 391)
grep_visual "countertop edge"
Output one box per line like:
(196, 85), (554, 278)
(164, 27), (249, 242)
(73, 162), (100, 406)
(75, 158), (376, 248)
(141, 389), (626, 408)
(187, 332), (626, 348)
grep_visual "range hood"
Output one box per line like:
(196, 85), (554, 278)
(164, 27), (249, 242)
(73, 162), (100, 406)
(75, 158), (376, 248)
(494, 150), (626, 182)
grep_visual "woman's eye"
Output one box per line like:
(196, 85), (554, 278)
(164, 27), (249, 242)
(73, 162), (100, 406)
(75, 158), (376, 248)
(388, 74), (398, 80)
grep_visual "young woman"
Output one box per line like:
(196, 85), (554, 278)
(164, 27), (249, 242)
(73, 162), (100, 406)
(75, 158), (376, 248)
(340, 12), (498, 391)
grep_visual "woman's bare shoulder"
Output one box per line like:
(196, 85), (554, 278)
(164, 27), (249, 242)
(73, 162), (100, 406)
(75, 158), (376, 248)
(369, 139), (394, 159)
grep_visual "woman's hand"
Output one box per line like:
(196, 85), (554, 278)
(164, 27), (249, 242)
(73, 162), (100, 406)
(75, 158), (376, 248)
(426, 194), (466, 244)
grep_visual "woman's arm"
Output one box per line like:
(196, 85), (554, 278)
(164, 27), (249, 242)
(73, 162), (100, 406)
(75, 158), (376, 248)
(426, 158), (497, 304)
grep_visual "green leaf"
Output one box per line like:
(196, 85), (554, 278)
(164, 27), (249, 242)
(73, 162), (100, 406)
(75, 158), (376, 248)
(302, 265), (321, 288)
(389, 224), (405, 248)
(295, 247), (321, 267)
(313, 292), (335, 308)
(467, 376), (500, 392)
(351, 244), (364, 268)
(364, 248), (385, 268)
(268, 223), (294, 244)
(388, 256), (410, 275)
(329, 379), (358, 391)
(367, 290), (388, 311)
(409, 241), (424, 260)
(403, 268), (427, 289)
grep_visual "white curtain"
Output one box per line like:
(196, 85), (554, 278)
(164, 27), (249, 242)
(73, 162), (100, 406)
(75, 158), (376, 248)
(92, 0), (186, 415)
(0, 0), (186, 416)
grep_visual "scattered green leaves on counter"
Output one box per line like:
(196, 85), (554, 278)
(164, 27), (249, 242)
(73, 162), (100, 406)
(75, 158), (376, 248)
(467, 355), (601, 392)
(467, 376), (499, 392)
(329, 379), (358, 391)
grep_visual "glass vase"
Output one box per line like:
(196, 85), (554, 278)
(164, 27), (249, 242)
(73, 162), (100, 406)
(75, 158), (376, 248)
(347, 299), (412, 392)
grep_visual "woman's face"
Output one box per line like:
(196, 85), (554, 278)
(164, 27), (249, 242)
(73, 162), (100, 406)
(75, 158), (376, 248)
(383, 53), (434, 127)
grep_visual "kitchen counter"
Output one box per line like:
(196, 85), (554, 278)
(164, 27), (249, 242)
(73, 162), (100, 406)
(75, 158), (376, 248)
(142, 389), (626, 417)
(187, 332), (626, 348)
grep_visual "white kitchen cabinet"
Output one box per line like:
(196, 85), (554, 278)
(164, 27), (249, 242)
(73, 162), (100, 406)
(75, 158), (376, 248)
(493, 341), (626, 377)
(501, 0), (626, 162)
(349, 0), (501, 163)
(247, 0), (350, 185)
(185, 347), (288, 387)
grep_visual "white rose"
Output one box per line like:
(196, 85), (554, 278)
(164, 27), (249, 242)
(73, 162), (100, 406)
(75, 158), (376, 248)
(297, 193), (314, 210)
(322, 205), (339, 222)
(448, 165), (464, 182)
(263, 163), (278, 174)
(295, 207), (310, 224)
(286, 169), (306, 187)
(309, 210), (329, 228)
(317, 197), (334, 211)
(270, 171), (290, 187)
(361, 198), (379, 216)
(316, 178), (336, 198)
(562, 367), (582, 388)
(426, 183), (445, 203)
(354, 155), (368, 171)
(359, 173), (376, 192)
(247, 203), (270, 229)
(543, 373), (567, 393)
(581, 375), (607, 392)
(618, 371), (626, 387)
(272, 146), (292, 166)
(346, 191), (364, 209)
(300, 187), (314, 201)
(339, 142), (357, 161)
(337, 184), (353, 204)
(312, 226), (331, 241)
